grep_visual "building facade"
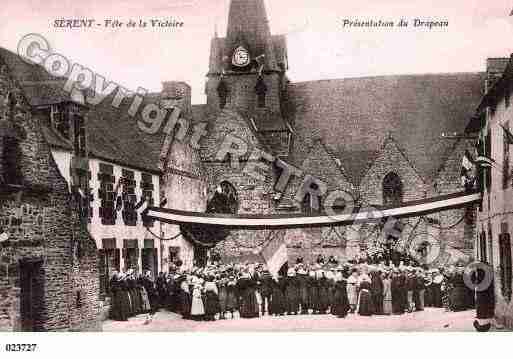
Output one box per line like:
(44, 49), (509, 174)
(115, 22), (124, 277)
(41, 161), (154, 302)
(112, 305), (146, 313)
(0, 48), (100, 331)
(473, 56), (513, 329)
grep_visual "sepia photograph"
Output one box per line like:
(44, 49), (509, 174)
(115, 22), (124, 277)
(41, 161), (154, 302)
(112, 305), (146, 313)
(0, 1), (512, 354)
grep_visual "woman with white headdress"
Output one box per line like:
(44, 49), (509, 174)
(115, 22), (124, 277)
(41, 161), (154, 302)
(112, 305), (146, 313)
(190, 280), (205, 320)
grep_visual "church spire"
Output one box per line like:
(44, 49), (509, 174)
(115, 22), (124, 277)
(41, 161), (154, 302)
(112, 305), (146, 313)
(225, 0), (277, 71)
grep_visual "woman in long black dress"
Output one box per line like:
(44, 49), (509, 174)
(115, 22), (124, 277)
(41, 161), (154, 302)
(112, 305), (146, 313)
(391, 270), (404, 315)
(204, 275), (220, 321)
(331, 273), (350, 318)
(109, 273), (129, 321)
(238, 273), (259, 318)
(318, 271), (330, 314)
(357, 274), (374, 316)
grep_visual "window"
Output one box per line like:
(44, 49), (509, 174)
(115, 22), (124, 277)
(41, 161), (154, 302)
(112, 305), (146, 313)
(121, 169), (137, 226)
(504, 122), (510, 189)
(383, 172), (403, 206)
(255, 77), (267, 108)
(73, 110), (86, 157)
(141, 173), (155, 227)
(217, 81), (228, 109)
(51, 104), (70, 139)
(485, 128), (492, 191)
(480, 231), (487, 263)
(98, 163), (116, 225)
(499, 231), (512, 302)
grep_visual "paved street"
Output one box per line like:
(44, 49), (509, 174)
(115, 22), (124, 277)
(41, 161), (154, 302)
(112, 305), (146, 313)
(103, 308), (479, 332)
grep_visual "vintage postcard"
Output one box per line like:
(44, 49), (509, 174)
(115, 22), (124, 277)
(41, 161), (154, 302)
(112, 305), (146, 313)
(0, 0), (512, 351)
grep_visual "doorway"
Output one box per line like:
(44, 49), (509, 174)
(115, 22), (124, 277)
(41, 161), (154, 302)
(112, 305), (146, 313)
(19, 259), (44, 331)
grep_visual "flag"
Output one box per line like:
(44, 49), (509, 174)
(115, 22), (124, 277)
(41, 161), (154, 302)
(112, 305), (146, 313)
(260, 234), (288, 276)
(134, 195), (147, 210)
(462, 150), (474, 171)
(114, 178), (123, 211)
(461, 150), (475, 188)
(115, 196), (123, 211)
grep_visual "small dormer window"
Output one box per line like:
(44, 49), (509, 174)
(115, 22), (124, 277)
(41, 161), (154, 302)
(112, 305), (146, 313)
(51, 104), (70, 139)
(255, 77), (267, 108)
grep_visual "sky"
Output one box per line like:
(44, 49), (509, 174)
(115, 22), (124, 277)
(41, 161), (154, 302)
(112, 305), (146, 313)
(1, 0), (513, 104)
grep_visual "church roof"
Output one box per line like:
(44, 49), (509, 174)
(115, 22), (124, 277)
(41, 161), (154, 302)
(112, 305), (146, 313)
(286, 72), (485, 185)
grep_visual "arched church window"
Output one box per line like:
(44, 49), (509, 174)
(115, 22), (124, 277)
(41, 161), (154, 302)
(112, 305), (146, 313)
(255, 77), (267, 108)
(207, 181), (238, 214)
(383, 172), (403, 206)
(217, 81), (229, 109)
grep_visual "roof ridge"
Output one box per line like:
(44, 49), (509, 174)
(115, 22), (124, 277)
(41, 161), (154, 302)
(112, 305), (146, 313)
(288, 71), (485, 86)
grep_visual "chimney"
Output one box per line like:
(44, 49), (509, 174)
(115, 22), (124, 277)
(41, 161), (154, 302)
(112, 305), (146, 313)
(160, 81), (192, 116)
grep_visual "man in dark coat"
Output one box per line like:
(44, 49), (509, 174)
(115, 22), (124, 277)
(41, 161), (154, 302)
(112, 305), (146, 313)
(370, 267), (384, 315)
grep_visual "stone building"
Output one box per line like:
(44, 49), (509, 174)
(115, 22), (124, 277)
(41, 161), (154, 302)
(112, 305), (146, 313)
(181, 0), (487, 265)
(0, 48), (100, 331)
(471, 56), (513, 329)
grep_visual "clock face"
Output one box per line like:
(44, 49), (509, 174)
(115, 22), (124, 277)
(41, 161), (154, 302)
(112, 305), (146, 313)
(232, 46), (250, 67)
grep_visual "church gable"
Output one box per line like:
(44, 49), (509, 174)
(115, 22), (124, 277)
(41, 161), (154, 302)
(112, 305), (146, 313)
(277, 139), (356, 212)
(200, 109), (264, 162)
(359, 135), (426, 206)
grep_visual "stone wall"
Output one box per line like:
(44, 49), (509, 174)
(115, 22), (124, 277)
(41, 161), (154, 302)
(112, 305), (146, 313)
(0, 58), (100, 331)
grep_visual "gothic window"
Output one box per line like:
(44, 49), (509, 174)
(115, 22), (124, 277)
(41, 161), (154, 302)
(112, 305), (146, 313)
(121, 169), (137, 226)
(383, 172), (403, 206)
(217, 81), (228, 109)
(255, 77), (267, 108)
(98, 163), (116, 225)
(51, 104), (70, 139)
(141, 173), (154, 227)
(499, 231), (512, 302)
(206, 181), (238, 214)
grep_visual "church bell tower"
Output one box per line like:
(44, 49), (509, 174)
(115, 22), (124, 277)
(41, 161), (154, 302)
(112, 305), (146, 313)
(206, 0), (291, 156)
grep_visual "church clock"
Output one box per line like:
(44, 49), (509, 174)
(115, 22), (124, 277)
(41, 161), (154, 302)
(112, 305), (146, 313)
(232, 46), (251, 67)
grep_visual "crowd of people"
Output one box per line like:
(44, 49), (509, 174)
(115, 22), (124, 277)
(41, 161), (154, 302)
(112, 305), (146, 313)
(108, 257), (476, 322)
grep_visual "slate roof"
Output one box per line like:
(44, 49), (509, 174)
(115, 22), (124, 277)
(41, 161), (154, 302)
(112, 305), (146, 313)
(0, 46), (167, 173)
(0, 47), (71, 106)
(286, 73), (485, 185)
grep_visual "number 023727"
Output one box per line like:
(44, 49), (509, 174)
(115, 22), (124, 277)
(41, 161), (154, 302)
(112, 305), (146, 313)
(5, 344), (37, 352)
